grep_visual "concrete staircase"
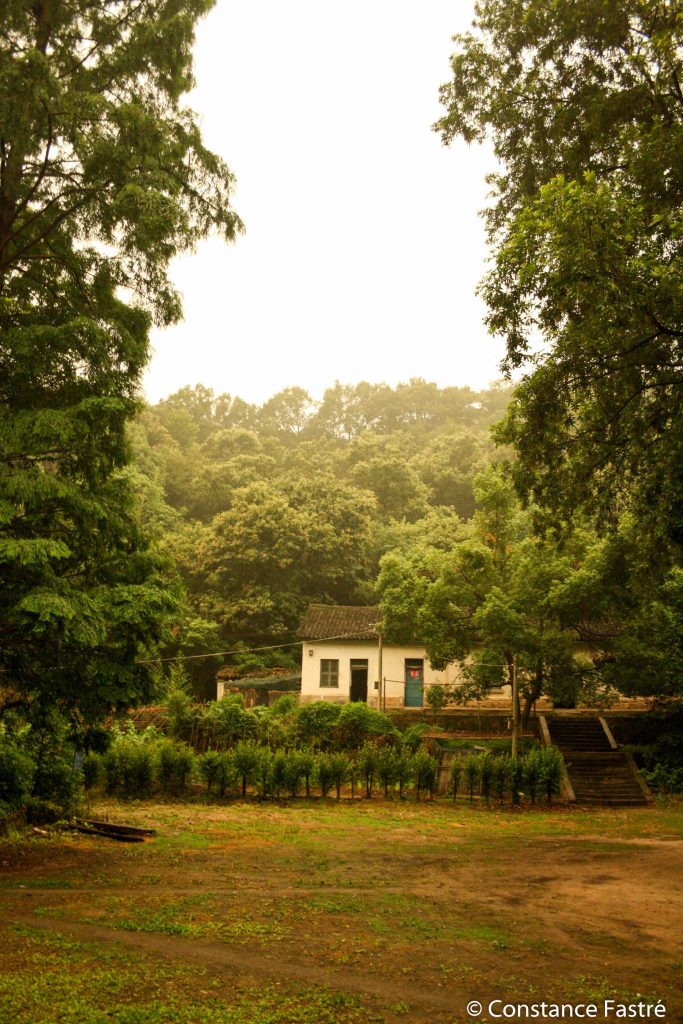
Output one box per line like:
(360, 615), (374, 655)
(542, 715), (651, 807)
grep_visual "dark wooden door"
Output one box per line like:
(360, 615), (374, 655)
(350, 659), (368, 702)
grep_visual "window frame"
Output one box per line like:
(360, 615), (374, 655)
(319, 658), (340, 688)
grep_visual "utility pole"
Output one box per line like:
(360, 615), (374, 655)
(511, 654), (519, 760)
(377, 630), (383, 711)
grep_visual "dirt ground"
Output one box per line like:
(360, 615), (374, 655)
(1, 799), (682, 1024)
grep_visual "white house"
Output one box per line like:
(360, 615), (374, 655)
(297, 604), (463, 708)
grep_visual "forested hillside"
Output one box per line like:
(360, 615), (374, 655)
(130, 380), (513, 694)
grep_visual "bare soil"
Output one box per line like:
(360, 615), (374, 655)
(1, 799), (682, 1023)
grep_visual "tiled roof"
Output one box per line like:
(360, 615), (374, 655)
(297, 604), (381, 641)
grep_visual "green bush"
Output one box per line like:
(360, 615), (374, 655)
(269, 694), (298, 717)
(523, 749), (542, 804)
(464, 754), (481, 803)
(376, 747), (399, 797)
(296, 701), (341, 750)
(283, 750), (304, 798)
(270, 751), (288, 798)
(479, 752), (494, 803)
(539, 747), (564, 804)
(335, 702), (396, 751)
(81, 751), (101, 791)
(156, 740), (194, 795)
(329, 753), (349, 800)
(255, 747), (273, 798)
(450, 757), (463, 802)
(198, 750), (223, 794)
(233, 741), (260, 798)
(315, 753), (336, 798)
(510, 757), (524, 805)
(411, 750), (438, 800)
(0, 738), (35, 814)
(297, 750), (315, 798)
(357, 743), (379, 798)
(395, 749), (414, 799)
(492, 756), (509, 803)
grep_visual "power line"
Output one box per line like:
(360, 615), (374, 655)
(138, 630), (381, 666)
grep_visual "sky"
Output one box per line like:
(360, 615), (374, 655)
(142, 1), (503, 407)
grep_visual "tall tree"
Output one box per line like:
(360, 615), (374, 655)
(0, 0), (242, 722)
(378, 466), (623, 723)
(435, 0), (683, 545)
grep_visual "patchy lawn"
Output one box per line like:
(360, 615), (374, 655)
(1, 798), (682, 1023)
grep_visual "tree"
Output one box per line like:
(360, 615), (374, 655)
(378, 466), (621, 724)
(435, 0), (683, 545)
(0, 0), (242, 725)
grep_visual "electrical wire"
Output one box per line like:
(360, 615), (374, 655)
(138, 630), (384, 666)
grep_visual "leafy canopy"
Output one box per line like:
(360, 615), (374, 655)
(0, 0), (241, 723)
(435, 0), (683, 544)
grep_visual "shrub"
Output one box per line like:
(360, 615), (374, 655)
(255, 747), (273, 798)
(297, 750), (315, 798)
(492, 756), (509, 803)
(164, 665), (195, 740)
(0, 738), (35, 814)
(400, 723), (427, 754)
(283, 750), (304, 798)
(296, 701), (342, 750)
(233, 741), (260, 798)
(539, 747), (564, 804)
(315, 753), (336, 798)
(270, 751), (288, 798)
(198, 750), (223, 794)
(479, 752), (494, 803)
(270, 694), (298, 716)
(395, 749), (414, 799)
(80, 751), (101, 791)
(156, 740), (194, 795)
(523, 749), (542, 804)
(348, 757), (361, 799)
(510, 757), (525, 805)
(376, 747), (399, 797)
(450, 757), (463, 802)
(464, 754), (481, 803)
(334, 703), (396, 751)
(411, 750), (438, 800)
(426, 684), (454, 710)
(329, 753), (349, 800)
(357, 743), (379, 798)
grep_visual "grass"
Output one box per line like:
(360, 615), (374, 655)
(0, 796), (681, 1024)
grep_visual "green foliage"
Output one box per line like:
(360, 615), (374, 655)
(233, 741), (260, 798)
(0, 0), (241, 728)
(411, 750), (438, 800)
(164, 669), (194, 741)
(296, 702), (342, 750)
(449, 757), (463, 802)
(334, 703), (396, 751)
(463, 754), (481, 804)
(376, 747), (399, 797)
(0, 736), (35, 814)
(314, 753), (336, 799)
(81, 751), (101, 791)
(357, 743), (379, 798)
(197, 751), (223, 795)
(270, 694), (299, 717)
(270, 751), (288, 799)
(538, 747), (564, 805)
(436, 0), (683, 602)
(328, 753), (350, 800)
(156, 740), (194, 796)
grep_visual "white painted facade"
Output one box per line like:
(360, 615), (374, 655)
(300, 639), (463, 708)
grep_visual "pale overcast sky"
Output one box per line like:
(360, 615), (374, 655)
(143, 0), (503, 406)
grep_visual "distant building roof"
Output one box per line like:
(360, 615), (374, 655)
(297, 604), (381, 642)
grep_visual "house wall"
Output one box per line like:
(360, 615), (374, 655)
(300, 641), (462, 707)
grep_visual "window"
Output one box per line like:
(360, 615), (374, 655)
(320, 659), (339, 688)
